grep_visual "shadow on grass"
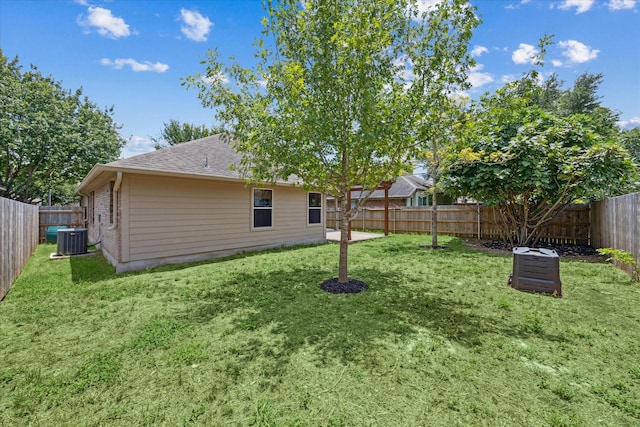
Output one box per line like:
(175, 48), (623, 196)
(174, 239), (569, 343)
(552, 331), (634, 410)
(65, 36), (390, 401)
(69, 253), (117, 284)
(68, 237), (573, 369)
(69, 242), (331, 284)
(180, 259), (569, 370)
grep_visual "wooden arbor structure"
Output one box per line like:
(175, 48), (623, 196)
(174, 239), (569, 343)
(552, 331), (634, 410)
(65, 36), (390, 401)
(346, 181), (393, 240)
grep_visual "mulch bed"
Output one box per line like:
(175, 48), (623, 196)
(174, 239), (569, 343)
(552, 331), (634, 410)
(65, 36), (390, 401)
(320, 278), (369, 294)
(462, 239), (606, 262)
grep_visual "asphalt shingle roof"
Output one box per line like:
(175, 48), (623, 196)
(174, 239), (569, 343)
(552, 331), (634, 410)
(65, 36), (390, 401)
(349, 174), (431, 200)
(108, 134), (242, 180)
(76, 134), (305, 195)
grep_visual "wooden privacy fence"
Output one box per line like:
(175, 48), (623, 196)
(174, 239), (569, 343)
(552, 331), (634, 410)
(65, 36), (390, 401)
(1, 197), (39, 300)
(326, 204), (591, 245)
(39, 206), (86, 242)
(591, 192), (640, 276)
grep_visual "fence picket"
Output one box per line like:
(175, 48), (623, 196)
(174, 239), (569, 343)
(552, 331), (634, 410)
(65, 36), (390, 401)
(0, 197), (39, 300)
(326, 204), (591, 245)
(38, 206), (86, 242)
(591, 193), (640, 277)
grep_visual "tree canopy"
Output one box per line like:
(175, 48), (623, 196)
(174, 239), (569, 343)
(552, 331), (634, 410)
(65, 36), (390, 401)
(186, 0), (479, 285)
(620, 127), (640, 163)
(443, 57), (638, 246)
(153, 119), (222, 149)
(0, 50), (124, 204)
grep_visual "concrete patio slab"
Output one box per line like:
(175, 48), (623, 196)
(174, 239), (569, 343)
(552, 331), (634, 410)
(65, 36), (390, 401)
(326, 230), (385, 242)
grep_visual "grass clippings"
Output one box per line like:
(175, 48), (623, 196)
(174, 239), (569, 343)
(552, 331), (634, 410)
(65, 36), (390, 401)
(1, 234), (639, 426)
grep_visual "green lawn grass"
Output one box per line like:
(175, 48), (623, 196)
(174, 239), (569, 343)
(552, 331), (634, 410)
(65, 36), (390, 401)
(1, 234), (639, 426)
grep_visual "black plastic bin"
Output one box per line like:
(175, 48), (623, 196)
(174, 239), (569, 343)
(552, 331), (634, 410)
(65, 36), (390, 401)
(509, 247), (562, 297)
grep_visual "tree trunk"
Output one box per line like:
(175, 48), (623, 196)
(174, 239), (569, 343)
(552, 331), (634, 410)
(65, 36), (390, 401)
(431, 190), (438, 248)
(338, 195), (349, 284)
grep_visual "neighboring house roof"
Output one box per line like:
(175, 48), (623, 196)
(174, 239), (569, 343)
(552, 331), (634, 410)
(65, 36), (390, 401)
(75, 134), (301, 194)
(328, 174), (431, 201)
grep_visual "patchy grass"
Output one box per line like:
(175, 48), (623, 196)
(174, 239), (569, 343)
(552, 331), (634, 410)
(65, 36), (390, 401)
(1, 235), (639, 426)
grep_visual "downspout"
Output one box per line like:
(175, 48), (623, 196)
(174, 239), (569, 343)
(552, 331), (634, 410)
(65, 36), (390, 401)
(108, 171), (122, 231)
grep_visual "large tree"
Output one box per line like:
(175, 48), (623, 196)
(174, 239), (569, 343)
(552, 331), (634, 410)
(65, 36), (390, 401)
(152, 119), (223, 149)
(530, 71), (620, 139)
(0, 51), (124, 203)
(186, 0), (479, 287)
(444, 64), (638, 246)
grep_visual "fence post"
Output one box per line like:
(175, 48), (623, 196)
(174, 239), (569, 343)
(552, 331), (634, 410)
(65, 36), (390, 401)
(477, 203), (481, 240)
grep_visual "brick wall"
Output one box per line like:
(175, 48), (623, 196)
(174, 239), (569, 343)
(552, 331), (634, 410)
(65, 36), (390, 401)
(87, 181), (120, 262)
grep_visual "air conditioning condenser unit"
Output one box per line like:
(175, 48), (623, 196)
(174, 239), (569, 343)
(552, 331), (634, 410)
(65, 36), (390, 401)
(57, 228), (88, 256)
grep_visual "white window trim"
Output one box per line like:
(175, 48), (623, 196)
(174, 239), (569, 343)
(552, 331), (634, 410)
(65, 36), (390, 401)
(251, 188), (274, 230)
(307, 191), (323, 226)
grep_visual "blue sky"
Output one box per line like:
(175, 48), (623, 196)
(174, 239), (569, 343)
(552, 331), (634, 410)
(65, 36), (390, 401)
(1, 0), (638, 159)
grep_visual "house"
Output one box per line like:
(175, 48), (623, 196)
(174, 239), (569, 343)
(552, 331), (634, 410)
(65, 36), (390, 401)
(327, 174), (453, 209)
(75, 135), (326, 273)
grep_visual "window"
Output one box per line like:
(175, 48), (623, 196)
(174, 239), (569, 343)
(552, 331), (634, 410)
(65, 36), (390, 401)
(418, 196), (429, 206)
(308, 192), (322, 225)
(253, 188), (273, 228)
(109, 181), (115, 225)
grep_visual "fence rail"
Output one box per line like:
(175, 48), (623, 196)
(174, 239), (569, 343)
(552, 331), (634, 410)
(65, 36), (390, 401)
(1, 197), (39, 300)
(326, 204), (591, 245)
(39, 206), (86, 242)
(591, 192), (640, 277)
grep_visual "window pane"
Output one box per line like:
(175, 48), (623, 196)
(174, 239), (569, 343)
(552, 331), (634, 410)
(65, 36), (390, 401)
(309, 209), (321, 224)
(308, 192), (322, 208)
(254, 189), (272, 207)
(254, 209), (272, 228)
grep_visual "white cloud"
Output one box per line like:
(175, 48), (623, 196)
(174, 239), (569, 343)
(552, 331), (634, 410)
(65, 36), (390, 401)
(558, 40), (599, 64)
(552, 59), (564, 67)
(471, 45), (488, 57)
(467, 64), (493, 88)
(506, 0), (532, 9)
(617, 116), (640, 129)
(101, 58), (169, 73)
(608, 0), (637, 10)
(201, 72), (229, 84)
(501, 74), (519, 84)
(78, 7), (131, 39)
(414, 0), (445, 15)
(121, 136), (156, 158)
(179, 9), (213, 42)
(512, 43), (539, 64)
(407, 0), (445, 20)
(558, 0), (595, 14)
(468, 71), (494, 88)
